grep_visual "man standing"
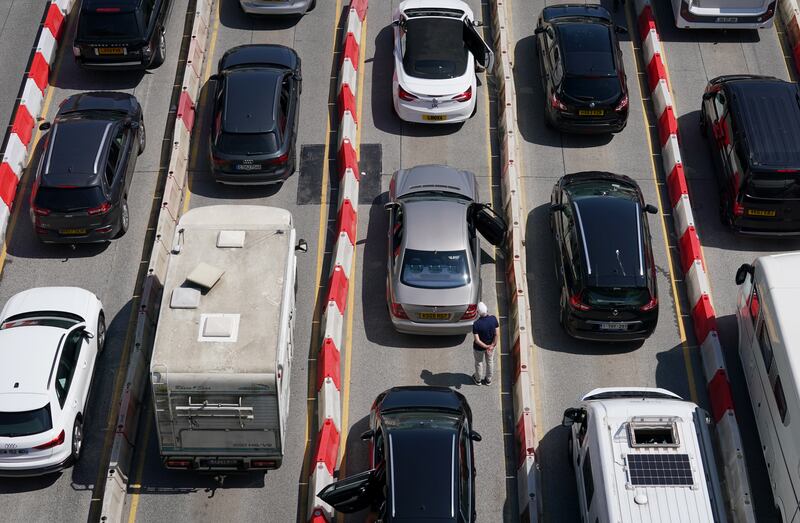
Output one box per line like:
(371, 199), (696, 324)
(472, 302), (499, 385)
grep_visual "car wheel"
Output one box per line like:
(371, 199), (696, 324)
(96, 311), (106, 353)
(71, 418), (83, 463)
(116, 199), (130, 238)
(151, 30), (166, 68)
(138, 119), (146, 155)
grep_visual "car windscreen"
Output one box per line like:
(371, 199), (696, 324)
(747, 172), (800, 199)
(217, 132), (279, 156)
(0, 405), (52, 437)
(401, 249), (470, 289)
(559, 23), (615, 75)
(403, 18), (468, 79)
(584, 287), (650, 307)
(78, 12), (142, 41)
(34, 186), (106, 213)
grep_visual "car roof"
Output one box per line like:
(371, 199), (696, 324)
(725, 78), (800, 171)
(556, 22), (615, 76)
(222, 69), (282, 134)
(43, 118), (115, 186)
(403, 199), (469, 251)
(0, 327), (64, 396)
(393, 164), (476, 200)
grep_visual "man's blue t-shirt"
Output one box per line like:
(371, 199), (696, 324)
(472, 315), (499, 350)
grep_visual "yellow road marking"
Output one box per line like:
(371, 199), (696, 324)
(625, 2), (698, 403)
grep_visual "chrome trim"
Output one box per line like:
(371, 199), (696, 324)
(450, 433), (456, 517)
(93, 123), (113, 174)
(573, 203), (592, 275)
(636, 203), (644, 276)
(390, 433), (396, 517)
(44, 125), (58, 175)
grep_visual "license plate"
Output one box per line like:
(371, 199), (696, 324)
(0, 449), (28, 455)
(422, 114), (447, 121)
(418, 312), (451, 320)
(599, 322), (627, 331)
(716, 16), (738, 22)
(97, 47), (125, 55)
(204, 458), (239, 467)
(59, 228), (87, 235)
(579, 109), (604, 116)
(746, 209), (777, 217)
(236, 164), (262, 171)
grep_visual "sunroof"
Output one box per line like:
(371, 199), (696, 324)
(627, 454), (694, 487)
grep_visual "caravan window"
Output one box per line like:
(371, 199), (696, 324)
(757, 321), (774, 373)
(774, 376), (788, 424)
(582, 451), (595, 510)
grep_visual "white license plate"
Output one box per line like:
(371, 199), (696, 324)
(422, 114), (447, 121)
(205, 458), (239, 466)
(0, 449), (28, 455)
(716, 17), (738, 22)
(599, 322), (627, 331)
(236, 164), (262, 171)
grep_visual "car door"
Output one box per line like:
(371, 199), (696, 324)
(104, 129), (125, 204)
(54, 324), (89, 417)
(707, 89), (734, 189)
(463, 18), (494, 71)
(539, 26), (555, 93)
(469, 203), (507, 246)
(317, 469), (380, 513)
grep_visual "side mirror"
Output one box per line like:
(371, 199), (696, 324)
(293, 72), (302, 82)
(702, 91), (715, 101)
(384, 202), (398, 211)
(392, 19), (400, 26)
(735, 263), (753, 285)
(360, 429), (374, 441)
(562, 407), (581, 427)
(469, 430), (482, 442)
(644, 204), (658, 214)
(83, 330), (94, 339)
(38, 121), (51, 131)
(615, 25), (628, 34)
(295, 239), (308, 253)
(534, 26), (545, 35)
(550, 203), (565, 213)
(126, 119), (140, 129)
(472, 19), (483, 27)
(209, 73), (221, 83)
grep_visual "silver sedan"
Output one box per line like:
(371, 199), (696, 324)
(385, 164), (507, 334)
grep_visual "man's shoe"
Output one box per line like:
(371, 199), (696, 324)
(483, 378), (492, 386)
(472, 374), (481, 385)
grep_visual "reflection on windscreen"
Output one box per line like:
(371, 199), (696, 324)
(748, 173), (800, 199)
(403, 18), (468, 79)
(401, 249), (470, 289)
(383, 411), (459, 429)
(584, 287), (648, 307)
(0, 406), (52, 437)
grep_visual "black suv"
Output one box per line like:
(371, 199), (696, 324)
(209, 45), (301, 185)
(535, 4), (629, 133)
(73, 0), (173, 69)
(701, 75), (800, 236)
(31, 92), (144, 243)
(550, 172), (659, 341)
(318, 386), (480, 522)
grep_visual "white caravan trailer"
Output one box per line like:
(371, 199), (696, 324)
(150, 205), (305, 472)
(672, 0), (775, 29)
(736, 252), (800, 522)
(562, 387), (727, 522)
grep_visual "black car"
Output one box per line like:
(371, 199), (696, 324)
(535, 4), (629, 133)
(318, 386), (480, 522)
(31, 92), (144, 243)
(700, 75), (800, 236)
(73, 0), (173, 69)
(209, 45), (301, 185)
(550, 172), (659, 341)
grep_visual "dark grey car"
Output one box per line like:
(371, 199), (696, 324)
(385, 165), (507, 335)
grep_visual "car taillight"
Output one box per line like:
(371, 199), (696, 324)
(87, 202), (112, 215)
(461, 304), (478, 320)
(452, 87), (472, 103)
(34, 429), (65, 450)
(640, 295), (658, 312)
(165, 459), (192, 468)
(614, 94), (629, 112)
(268, 152), (289, 165)
(550, 92), (567, 111)
(569, 293), (591, 311)
(398, 86), (419, 102)
(32, 205), (51, 216)
(251, 460), (276, 468)
(733, 201), (745, 216)
(390, 301), (408, 319)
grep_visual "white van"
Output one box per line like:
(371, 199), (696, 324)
(735, 252), (800, 522)
(562, 387), (727, 522)
(671, 0), (775, 29)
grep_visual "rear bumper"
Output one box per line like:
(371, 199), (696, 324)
(33, 219), (120, 244)
(730, 214), (800, 237)
(390, 317), (473, 335)
(0, 453), (71, 477)
(239, 0), (313, 14)
(393, 96), (474, 124)
(75, 52), (152, 70)
(674, 1), (775, 29)
(213, 163), (294, 185)
(548, 108), (627, 134)
(162, 455), (282, 472)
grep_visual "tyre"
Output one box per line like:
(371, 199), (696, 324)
(150, 30), (166, 68)
(116, 199), (129, 238)
(96, 311), (106, 353)
(138, 119), (146, 155)
(71, 418), (83, 463)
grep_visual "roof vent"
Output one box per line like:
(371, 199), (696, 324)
(628, 418), (680, 448)
(198, 314), (240, 342)
(186, 262), (224, 290)
(170, 287), (201, 309)
(217, 230), (246, 248)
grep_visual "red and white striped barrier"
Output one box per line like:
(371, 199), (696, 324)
(307, 1), (367, 521)
(632, 0), (755, 520)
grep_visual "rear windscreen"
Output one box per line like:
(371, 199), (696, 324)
(401, 249), (470, 289)
(0, 405), (52, 437)
(217, 132), (279, 156)
(562, 76), (620, 102)
(747, 172), (800, 200)
(78, 12), (142, 40)
(584, 287), (649, 307)
(403, 18), (468, 79)
(34, 186), (106, 212)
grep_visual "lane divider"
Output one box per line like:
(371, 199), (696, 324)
(98, 0), (214, 520)
(307, 3), (368, 521)
(631, 0), (755, 520)
(488, 1), (539, 521)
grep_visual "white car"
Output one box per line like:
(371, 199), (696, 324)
(0, 287), (105, 476)
(392, 0), (494, 124)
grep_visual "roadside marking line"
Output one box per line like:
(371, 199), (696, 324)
(126, 404), (153, 522)
(625, 2), (699, 403)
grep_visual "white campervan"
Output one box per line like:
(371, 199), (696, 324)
(150, 205), (306, 472)
(671, 0), (775, 29)
(562, 387), (727, 522)
(735, 252), (800, 522)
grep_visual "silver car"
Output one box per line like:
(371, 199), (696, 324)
(239, 0), (315, 15)
(386, 165), (507, 335)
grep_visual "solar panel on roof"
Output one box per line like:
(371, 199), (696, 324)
(627, 454), (694, 487)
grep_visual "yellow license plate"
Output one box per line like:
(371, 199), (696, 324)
(59, 228), (87, 235)
(97, 47), (125, 55)
(746, 209), (777, 217)
(418, 312), (450, 320)
(578, 109), (604, 116)
(422, 114), (447, 121)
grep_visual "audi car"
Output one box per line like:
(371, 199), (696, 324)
(392, 0), (494, 124)
(31, 92), (144, 243)
(318, 386), (481, 522)
(386, 165), (507, 335)
(550, 172), (659, 341)
(209, 45), (301, 185)
(0, 287), (105, 476)
(535, 4), (629, 133)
